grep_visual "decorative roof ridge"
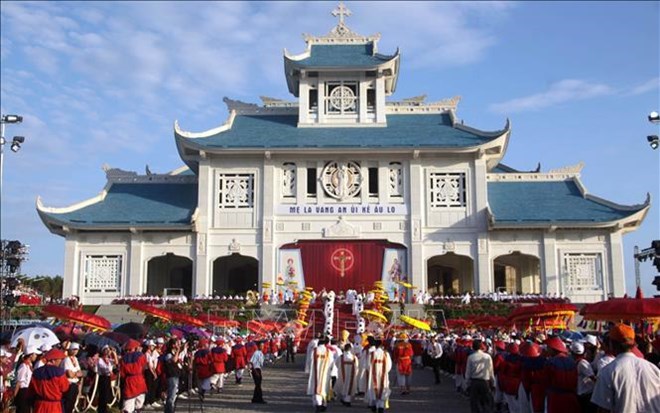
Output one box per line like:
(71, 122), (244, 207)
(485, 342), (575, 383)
(548, 161), (585, 174)
(175, 109), (236, 139)
(386, 95), (461, 114)
(487, 173), (579, 182)
(455, 117), (510, 138)
(102, 164), (197, 184)
(169, 165), (191, 176)
(36, 188), (108, 215)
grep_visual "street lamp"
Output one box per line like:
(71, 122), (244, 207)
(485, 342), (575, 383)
(0, 114), (27, 238)
(649, 111), (659, 150)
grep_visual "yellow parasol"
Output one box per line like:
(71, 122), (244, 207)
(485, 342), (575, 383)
(396, 281), (414, 289)
(360, 309), (387, 323)
(400, 315), (431, 331)
(294, 319), (308, 327)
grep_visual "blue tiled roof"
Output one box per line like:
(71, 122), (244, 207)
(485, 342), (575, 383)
(178, 114), (501, 150)
(289, 44), (395, 68)
(488, 180), (641, 224)
(41, 183), (198, 228)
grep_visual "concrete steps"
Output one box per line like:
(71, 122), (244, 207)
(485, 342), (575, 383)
(95, 304), (145, 325)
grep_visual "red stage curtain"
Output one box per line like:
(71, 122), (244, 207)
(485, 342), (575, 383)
(282, 240), (404, 293)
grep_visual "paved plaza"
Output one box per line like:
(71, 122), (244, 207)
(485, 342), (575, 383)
(173, 358), (470, 413)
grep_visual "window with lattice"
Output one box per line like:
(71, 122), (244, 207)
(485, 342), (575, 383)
(218, 173), (254, 208)
(429, 172), (466, 208)
(389, 162), (403, 198)
(564, 253), (602, 290)
(325, 81), (358, 115)
(84, 255), (121, 293)
(282, 163), (296, 198)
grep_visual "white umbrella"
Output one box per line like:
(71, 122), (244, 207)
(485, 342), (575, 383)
(11, 327), (60, 349)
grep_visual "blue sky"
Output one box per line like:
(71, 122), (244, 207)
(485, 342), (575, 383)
(1, 1), (659, 295)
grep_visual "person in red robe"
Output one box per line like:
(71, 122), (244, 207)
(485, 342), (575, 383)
(500, 342), (522, 413)
(232, 338), (248, 385)
(193, 339), (214, 398)
(120, 339), (148, 413)
(210, 339), (228, 392)
(519, 341), (546, 413)
(393, 333), (414, 395)
(28, 349), (70, 413)
(543, 336), (579, 413)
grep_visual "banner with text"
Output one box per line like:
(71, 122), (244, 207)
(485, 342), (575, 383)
(277, 204), (408, 216)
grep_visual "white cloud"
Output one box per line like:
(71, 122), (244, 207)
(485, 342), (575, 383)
(627, 77), (659, 96)
(489, 79), (615, 113)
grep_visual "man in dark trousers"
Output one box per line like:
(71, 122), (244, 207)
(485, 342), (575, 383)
(249, 342), (266, 404)
(465, 339), (495, 413)
(285, 332), (296, 363)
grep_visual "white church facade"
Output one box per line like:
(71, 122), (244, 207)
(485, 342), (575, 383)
(38, 4), (649, 305)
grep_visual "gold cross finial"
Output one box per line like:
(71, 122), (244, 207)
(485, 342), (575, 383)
(332, 1), (352, 25)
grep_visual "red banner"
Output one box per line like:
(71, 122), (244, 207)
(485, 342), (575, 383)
(281, 240), (405, 293)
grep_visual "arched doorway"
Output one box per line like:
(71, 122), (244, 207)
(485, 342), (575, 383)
(427, 253), (474, 295)
(493, 252), (541, 294)
(213, 254), (258, 296)
(146, 254), (193, 297)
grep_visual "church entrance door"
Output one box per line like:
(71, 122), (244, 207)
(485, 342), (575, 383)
(493, 252), (541, 294)
(427, 253), (474, 295)
(146, 254), (193, 297)
(213, 254), (258, 296)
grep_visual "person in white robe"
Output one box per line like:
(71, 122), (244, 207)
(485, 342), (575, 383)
(307, 337), (333, 412)
(334, 343), (359, 406)
(366, 340), (392, 413)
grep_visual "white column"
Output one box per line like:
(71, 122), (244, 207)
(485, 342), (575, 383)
(63, 236), (79, 299)
(375, 75), (386, 124)
(473, 157), (490, 293)
(195, 160), (212, 296)
(261, 161), (275, 287)
(298, 72), (309, 125)
(359, 77), (368, 123)
(542, 231), (559, 295)
(476, 235), (491, 294)
(128, 232), (143, 295)
(608, 232), (626, 297)
(408, 160), (424, 291)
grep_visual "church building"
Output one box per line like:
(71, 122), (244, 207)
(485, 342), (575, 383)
(38, 4), (649, 304)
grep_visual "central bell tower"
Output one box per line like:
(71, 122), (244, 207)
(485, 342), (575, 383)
(283, 2), (400, 127)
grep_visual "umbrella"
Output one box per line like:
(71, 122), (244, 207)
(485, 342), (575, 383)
(580, 297), (660, 322)
(129, 303), (175, 322)
(53, 324), (82, 341)
(170, 326), (210, 339)
(113, 323), (147, 340)
(42, 305), (112, 331)
(508, 303), (578, 323)
(199, 314), (241, 328)
(399, 315), (431, 331)
(560, 330), (584, 342)
(102, 331), (131, 345)
(11, 327), (60, 349)
(84, 334), (120, 349)
(170, 312), (206, 328)
(360, 309), (387, 323)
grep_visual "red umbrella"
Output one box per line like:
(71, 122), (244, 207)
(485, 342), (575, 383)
(508, 302), (578, 322)
(199, 314), (240, 328)
(129, 303), (175, 322)
(42, 305), (111, 331)
(580, 297), (660, 322)
(170, 312), (206, 328)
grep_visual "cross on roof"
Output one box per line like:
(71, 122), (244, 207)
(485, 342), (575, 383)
(332, 1), (352, 25)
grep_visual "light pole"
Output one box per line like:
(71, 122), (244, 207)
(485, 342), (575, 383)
(0, 114), (26, 236)
(649, 111), (659, 149)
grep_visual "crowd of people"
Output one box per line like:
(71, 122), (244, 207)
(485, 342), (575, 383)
(303, 324), (660, 413)
(0, 329), (300, 413)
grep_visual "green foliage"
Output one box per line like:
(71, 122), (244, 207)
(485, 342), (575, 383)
(426, 299), (513, 320)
